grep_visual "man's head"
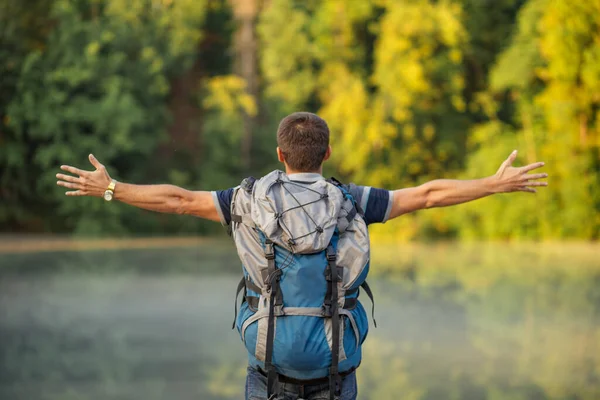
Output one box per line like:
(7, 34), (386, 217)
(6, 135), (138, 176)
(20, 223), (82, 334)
(276, 112), (331, 173)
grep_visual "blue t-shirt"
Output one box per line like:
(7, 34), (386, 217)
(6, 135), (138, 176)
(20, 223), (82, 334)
(211, 173), (394, 226)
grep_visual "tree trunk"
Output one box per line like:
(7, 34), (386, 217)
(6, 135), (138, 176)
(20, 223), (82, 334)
(231, 0), (260, 171)
(164, 58), (204, 158)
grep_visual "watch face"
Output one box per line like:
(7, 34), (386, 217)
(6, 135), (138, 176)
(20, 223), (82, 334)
(104, 191), (113, 201)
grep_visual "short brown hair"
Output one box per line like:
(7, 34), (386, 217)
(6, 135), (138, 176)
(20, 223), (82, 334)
(276, 112), (330, 172)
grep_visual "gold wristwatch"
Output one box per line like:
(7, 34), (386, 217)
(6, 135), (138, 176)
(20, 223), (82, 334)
(103, 179), (117, 201)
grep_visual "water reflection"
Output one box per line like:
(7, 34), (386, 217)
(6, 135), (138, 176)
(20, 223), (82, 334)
(0, 241), (599, 399)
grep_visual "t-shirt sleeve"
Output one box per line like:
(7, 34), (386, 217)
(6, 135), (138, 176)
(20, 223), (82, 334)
(346, 184), (394, 225)
(211, 187), (235, 226)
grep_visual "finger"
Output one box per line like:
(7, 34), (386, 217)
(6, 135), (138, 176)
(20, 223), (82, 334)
(519, 187), (537, 193)
(520, 162), (545, 173)
(505, 150), (518, 166)
(66, 190), (86, 196)
(60, 165), (89, 176)
(523, 173), (548, 181)
(57, 181), (82, 190)
(88, 154), (104, 170)
(56, 173), (81, 183)
(524, 181), (548, 187)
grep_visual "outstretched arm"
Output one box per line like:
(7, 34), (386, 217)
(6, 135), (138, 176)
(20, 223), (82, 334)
(56, 154), (220, 221)
(388, 150), (548, 219)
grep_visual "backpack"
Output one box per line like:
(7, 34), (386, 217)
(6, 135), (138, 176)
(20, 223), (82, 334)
(230, 170), (375, 400)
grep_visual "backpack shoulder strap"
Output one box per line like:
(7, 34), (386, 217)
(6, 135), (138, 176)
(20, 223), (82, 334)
(240, 176), (257, 193)
(231, 176), (257, 228)
(326, 177), (362, 224)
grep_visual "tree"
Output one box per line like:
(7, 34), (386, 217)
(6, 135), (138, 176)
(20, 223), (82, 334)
(0, 0), (53, 231)
(454, 0), (600, 239)
(4, 0), (207, 234)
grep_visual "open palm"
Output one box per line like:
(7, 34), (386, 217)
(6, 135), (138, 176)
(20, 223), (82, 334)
(493, 150), (548, 193)
(56, 154), (112, 197)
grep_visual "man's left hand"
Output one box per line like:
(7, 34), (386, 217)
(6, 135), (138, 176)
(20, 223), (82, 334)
(491, 150), (548, 194)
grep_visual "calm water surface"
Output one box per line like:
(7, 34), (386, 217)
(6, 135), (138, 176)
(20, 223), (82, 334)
(1, 241), (599, 400)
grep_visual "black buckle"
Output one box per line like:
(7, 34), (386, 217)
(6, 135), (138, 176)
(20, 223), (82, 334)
(326, 247), (336, 261)
(325, 266), (343, 281)
(322, 302), (332, 317)
(273, 304), (285, 316)
(265, 241), (275, 260)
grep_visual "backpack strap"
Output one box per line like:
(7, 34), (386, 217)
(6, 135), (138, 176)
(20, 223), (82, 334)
(232, 277), (246, 330)
(360, 281), (377, 328)
(326, 177), (362, 228)
(325, 245), (342, 400)
(264, 239), (284, 399)
(241, 176), (257, 193)
(231, 176), (258, 230)
(232, 276), (262, 329)
(231, 213), (255, 227)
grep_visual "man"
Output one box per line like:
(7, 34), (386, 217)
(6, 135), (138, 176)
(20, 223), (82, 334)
(57, 112), (547, 400)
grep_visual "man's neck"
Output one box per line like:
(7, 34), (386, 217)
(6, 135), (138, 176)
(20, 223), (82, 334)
(285, 168), (323, 176)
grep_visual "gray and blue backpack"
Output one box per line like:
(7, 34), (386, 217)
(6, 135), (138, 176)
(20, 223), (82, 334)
(231, 170), (375, 400)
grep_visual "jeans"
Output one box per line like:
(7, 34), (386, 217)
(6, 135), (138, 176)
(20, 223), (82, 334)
(245, 366), (358, 400)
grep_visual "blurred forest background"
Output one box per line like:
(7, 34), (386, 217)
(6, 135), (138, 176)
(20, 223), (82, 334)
(1, 2), (599, 399)
(1, 0), (599, 239)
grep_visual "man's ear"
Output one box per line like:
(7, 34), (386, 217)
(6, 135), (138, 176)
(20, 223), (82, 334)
(323, 145), (332, 162)
(277, 147), (285, 163)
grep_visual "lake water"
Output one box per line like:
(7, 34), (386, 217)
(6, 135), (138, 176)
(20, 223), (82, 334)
(1, 240), (599, 400)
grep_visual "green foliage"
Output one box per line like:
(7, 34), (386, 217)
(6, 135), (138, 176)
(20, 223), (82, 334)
(2, 0), (207, 234)
(359, 0), (471, 185)
(446, 0), (600, 240)
(200, 75), (259, 188)
(258, 0), (318, 110)
(0, 0), (53, 230)
(0, 0), (598, 238)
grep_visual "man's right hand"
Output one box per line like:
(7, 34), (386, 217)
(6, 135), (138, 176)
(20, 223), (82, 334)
(57, 154), (112, 197)
(56, 154), (221, 221)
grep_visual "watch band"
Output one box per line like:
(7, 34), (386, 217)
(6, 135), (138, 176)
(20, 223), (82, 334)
(107, 179), (117, 192)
